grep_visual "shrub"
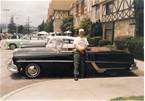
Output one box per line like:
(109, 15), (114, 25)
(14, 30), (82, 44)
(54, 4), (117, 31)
(114, 36), (133, 50)
(115, 36), (144, 60)
(127, 36), (144, 60)
(87, 36), (101, 47)
(98, 40), (112, 46)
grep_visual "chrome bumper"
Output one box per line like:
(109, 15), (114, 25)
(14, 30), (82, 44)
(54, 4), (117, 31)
(7, 60), (18, 73)
(129, 63), (138, 71)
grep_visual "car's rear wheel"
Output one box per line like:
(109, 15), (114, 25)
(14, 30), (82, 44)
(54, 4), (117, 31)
(25, 63), (40, 78)
(9, 44), (17, 50)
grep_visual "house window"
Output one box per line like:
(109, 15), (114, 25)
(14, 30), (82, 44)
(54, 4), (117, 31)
(81, 0), (85, 14)
(105, 2), (113, 15)
(104, 22), (114, 42)
(76, 4), (79, 16)
(95, 6), (100, 18)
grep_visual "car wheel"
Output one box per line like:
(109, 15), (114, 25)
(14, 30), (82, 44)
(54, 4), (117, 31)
(9, 44), (17, 50)
(25, 63), (40, 78)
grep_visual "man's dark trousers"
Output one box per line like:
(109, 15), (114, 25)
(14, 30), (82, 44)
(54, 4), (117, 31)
(73, 51), (85, 78)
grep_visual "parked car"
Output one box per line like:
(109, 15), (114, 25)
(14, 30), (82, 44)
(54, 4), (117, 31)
(2, 36), (47, 50)
(46, 36), (75, 50)
(8, 38), (138, 78)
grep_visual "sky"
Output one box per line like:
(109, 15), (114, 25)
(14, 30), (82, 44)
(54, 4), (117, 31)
(1, 0), (52, 27)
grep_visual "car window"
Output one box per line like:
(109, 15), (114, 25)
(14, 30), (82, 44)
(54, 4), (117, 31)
(63, 39), (74, 44)
(63, 39), (69, 44)
(69, 39), (74, 44)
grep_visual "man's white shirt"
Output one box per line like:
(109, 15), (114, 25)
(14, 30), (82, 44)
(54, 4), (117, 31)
(73, 37), (89, 48)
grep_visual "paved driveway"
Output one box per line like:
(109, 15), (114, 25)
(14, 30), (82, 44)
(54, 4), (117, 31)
(2, 77), (144, 100)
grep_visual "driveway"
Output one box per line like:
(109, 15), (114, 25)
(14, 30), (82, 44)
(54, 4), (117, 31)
(2, 77), (144, 100)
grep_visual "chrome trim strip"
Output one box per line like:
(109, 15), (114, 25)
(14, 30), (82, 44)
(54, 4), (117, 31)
(17, 60), (74, 63)
(17, 60), (132, 64)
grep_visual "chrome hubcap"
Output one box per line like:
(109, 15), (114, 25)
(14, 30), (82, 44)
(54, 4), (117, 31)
(27, 66), (38, 76)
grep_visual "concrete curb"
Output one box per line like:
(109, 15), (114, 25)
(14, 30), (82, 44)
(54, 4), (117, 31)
(1, 80), (55, 100)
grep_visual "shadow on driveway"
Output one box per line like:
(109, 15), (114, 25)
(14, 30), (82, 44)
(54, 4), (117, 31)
(10, 69), (137, 80)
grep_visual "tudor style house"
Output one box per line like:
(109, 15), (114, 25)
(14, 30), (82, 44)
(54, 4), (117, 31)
(92, 0), (137, 42)
(47, 0), (76, 32)
(47, 0), (143, 42)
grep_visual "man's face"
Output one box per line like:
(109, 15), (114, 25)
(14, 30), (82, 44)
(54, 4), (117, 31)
(79, 31), (84, 37)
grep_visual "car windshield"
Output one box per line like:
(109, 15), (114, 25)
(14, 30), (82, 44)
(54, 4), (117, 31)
(46, 38), (63, 50)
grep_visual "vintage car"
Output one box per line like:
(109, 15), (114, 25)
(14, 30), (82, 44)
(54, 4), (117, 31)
(2, 36), (47, 50)
(8, 38), (138, 78)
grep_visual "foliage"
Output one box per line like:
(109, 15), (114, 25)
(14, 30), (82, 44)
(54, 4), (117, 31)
(17, 25), (24, 33)
(8, 16), (16, 33)
(80, 18), (92, 36)
(87, 36), (101, 47)
(44, 20), (54, 32)
(114, 36), (133, 50)
(91, 21), (103, 36)
(114, 36), (144, 60)
(134, 0), (144, 36)
(111, 96), (144, 101)
(60, 15), (74, 33)
(0, 28), (2, 33)
(38, 20), (45, 31)
(127, 36), (144, 60)
(98, 39), (112, 46)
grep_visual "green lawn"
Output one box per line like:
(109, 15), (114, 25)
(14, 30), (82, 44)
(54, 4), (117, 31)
(110, 96), (144, 101)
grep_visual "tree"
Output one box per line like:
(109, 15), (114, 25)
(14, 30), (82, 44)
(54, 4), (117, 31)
(134, 0), (144, 36)
(60, 15), (74, 33)
(44, 20), (54, 32)
(18, 25), (24, 33)
(0, 28), (2, 33)
(80, 18), (92, 36)
(38, 20), (45, 31)
(8, 16), (16, 33)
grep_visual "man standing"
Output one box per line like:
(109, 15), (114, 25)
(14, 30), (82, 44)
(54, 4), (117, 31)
(73, 29), (89, 81)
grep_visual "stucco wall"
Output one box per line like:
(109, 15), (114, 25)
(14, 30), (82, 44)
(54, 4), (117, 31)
(53, 19), (62, 32)
(114, 19), (135, 38)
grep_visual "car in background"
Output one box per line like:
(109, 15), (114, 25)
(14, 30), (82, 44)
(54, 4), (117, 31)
(2, 35), (47, 50)
(46, 36), (76, 50)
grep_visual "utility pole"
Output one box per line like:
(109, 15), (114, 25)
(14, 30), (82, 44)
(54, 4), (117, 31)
(27, 16), (30, 34)
(3, 9), (10, 33)
(15, 16), (19, 34)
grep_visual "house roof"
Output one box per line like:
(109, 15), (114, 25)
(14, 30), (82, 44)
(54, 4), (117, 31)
(48, 0), (76, 17)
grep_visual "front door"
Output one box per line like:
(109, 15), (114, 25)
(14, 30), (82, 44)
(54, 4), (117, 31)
(104, 22), (114, 43)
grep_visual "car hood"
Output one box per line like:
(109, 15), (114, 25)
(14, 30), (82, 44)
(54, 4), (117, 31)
(5, 39), (22, 42)
(13, 47), (59, 57)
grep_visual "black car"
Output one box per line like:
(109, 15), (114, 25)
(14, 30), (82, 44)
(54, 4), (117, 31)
(8, 38), (137, 78)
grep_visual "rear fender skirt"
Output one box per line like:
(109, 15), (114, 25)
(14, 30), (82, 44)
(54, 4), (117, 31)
(90, 62), (128, 73)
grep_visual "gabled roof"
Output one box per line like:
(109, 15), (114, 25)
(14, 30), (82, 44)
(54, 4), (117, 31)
(48, 0), (76, 17)
(51, 0), (76, 11)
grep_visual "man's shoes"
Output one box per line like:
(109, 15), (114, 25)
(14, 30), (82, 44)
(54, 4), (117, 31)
(74, 75), (78, 81)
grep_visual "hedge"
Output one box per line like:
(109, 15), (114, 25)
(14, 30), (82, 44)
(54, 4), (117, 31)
(114, 36), (133, 50)
(115, 36), (144, 60)
(87, 36), (101, 47)
(98, 39), (112, 46)
(127, 37), (144, 60)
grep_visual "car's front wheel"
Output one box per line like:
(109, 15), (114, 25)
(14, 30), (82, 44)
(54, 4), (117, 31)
(25, 63), (40, 78)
